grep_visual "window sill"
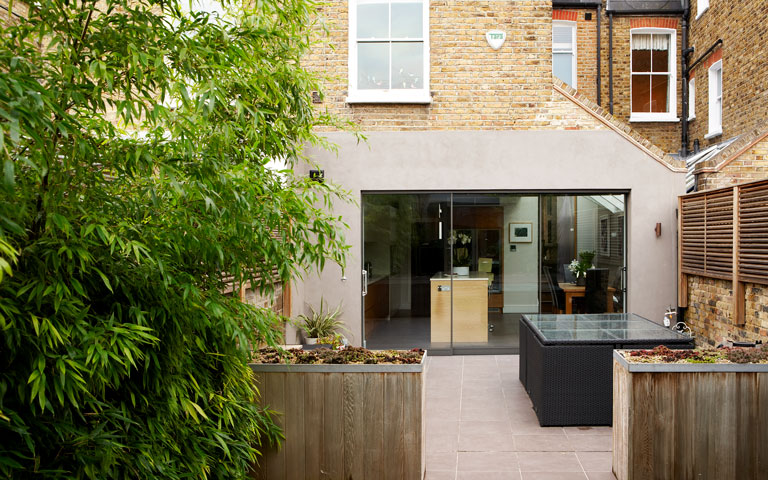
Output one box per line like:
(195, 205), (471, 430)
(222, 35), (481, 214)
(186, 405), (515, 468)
(705, 129), (722, 139)
(688, 115), (696, 121)
(345, 91), (433, 105)
(696, 7), (708, 20)
(629, 113), (680, 123)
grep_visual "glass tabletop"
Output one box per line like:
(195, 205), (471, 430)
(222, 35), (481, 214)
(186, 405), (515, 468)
(522, 313), (692, 343)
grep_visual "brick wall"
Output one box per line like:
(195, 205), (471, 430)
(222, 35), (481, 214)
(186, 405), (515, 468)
(696, 134), (768, 190)
(309, 0), (567, 130)
(684, 276), (768, 347)
(597, 13), (683, 153)
(688, 0), (768, 149)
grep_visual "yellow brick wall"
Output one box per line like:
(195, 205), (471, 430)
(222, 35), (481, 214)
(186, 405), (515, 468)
(685, 276), (768, 347)
(698, 136), (768, 190)
(688, 0), (768, 149)
(309, 0), (585, 130)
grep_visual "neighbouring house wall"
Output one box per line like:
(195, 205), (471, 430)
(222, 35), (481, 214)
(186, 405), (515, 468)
(684, 276), (768, 346)
(696, 134), (768, 191)
(688, 0), (768, 149)
(598, 13), (683, 154)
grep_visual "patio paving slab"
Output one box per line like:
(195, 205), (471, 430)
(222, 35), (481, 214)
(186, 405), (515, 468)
(426, 355), (617, 480)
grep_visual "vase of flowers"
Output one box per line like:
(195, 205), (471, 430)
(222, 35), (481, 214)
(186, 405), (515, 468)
(450, 230), (471, 275)
(568, 250), (596, 285)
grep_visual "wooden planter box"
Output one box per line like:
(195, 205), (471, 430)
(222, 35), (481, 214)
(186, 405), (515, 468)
(249, 352), (427, 480)
(613, 351), (768, 480)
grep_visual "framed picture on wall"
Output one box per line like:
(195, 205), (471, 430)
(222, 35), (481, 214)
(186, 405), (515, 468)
(599, 216), (610, 255)
(509, 222), (532, 243)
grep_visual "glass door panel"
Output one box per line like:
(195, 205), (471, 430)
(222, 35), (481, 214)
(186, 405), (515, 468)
(362, 193), (450, 350)
(539, 194), (626, 315)
(450, 194), (539, 350)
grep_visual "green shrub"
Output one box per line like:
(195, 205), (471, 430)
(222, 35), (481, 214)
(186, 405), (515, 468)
(0, 0), (353, 477)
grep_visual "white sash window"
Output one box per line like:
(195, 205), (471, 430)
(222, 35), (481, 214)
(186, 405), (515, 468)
(347, 0), (431, 104)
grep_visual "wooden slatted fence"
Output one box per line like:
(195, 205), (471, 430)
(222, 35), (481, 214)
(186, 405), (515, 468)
(679, 178), (768, 325)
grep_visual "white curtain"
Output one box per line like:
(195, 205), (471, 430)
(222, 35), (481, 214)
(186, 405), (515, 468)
(633, 33), (669, 51)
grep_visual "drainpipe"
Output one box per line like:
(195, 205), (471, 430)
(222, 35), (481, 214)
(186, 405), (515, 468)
(608, 11), (614, 114)
(681, 0), (692, 157)
(596, 4), (602, 106)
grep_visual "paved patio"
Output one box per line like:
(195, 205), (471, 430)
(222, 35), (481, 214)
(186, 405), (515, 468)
(426, 355), (616, 480)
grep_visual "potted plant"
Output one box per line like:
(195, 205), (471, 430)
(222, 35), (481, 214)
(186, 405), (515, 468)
(250, 347), (427, 479)
(450, 230), (472, 275)
(568, 250), (596, 285)
(295, 298), (343, 345)
(612, 344), (768, 480)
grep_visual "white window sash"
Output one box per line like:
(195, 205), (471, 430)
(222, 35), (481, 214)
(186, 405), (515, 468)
(347, 0), (431, 104)
(696, 0), (710, 19)
(707, 60), (723, 138)
(629, 28), (678, 122)
(552, 20), (577, 88)
(688, 77), (695, 120)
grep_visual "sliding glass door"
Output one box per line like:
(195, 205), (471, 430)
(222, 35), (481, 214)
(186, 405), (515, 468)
(362, 192), (627, 353)
(539, 194), (626, 315)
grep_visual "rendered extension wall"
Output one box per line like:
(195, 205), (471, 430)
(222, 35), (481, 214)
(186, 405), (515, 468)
(295, 129), (686, 346)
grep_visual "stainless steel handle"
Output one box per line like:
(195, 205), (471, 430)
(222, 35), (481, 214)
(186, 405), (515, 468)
(362, 269), (368, 297)
(437, 285), (451, 292)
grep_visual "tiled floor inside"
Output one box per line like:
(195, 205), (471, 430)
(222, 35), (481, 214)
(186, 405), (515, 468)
(426, 355), (617, 480)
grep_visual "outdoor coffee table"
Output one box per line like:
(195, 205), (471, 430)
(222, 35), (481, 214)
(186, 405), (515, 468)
(519, 313), (695, 426)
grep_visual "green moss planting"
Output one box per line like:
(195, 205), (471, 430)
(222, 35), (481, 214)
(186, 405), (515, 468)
(253, 347), (424, 365)
(625, 344), (768, 364)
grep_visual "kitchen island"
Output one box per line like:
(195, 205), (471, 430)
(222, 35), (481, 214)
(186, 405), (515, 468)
(430, 272), (490, 344)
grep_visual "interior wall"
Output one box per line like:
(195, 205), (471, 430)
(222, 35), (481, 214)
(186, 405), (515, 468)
(502, 197), (539, 313)
(576, 197), (598, 256)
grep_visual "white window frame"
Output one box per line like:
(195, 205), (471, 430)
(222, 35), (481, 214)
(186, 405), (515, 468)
(706, 60), (723, 139)
(688, 77), (695, 120)
(696, 0), (709, 19)
(552, 20), (577, 89)
(629, 28), (678, 123)
(347, 0), (431, 104)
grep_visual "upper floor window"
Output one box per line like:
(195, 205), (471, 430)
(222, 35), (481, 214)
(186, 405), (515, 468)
(552, 21), (577, 88)
(347, 0), (431, 104)
(630, 29), (678, 122)
(707, 60), (722, 138)
(688, 77), (695, 120)
(696, 0), (709, 19)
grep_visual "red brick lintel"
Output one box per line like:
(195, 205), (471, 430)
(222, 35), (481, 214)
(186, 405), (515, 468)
(630, 18), (679, 30)
(553, 10), (578, 22)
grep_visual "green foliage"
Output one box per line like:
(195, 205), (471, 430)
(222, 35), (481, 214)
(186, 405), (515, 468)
(296, 298), (344, 339)
(0, 0), (353, 477)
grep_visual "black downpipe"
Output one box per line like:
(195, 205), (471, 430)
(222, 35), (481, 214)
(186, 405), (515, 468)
(608, 11), (614, 114)
(681, 1), (691, 157)
(596, 5), (602, 106)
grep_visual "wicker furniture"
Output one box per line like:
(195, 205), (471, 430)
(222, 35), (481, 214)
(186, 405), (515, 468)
(519, 314), (694, 426)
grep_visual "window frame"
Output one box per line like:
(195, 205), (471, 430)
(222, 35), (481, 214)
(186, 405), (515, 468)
(552, 20), (577, 89)
(696, 0), (709, 19)
(629, 28), (678, 123)
(347, 0), (431, 104)
(688, 77), (695, 120)
(706, 60), (723, 139)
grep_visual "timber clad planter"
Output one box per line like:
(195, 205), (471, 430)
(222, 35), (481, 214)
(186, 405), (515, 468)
(249, 351), (426, 480)
(612, 350), (768, 480)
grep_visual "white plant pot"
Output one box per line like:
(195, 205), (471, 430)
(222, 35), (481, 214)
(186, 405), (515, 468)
(453, 266), (469, 276)
(305, 337), (318, 345)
